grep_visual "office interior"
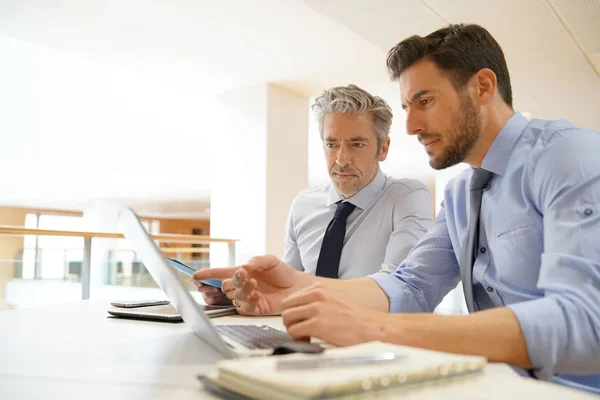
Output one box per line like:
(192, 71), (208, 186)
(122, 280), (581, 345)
(1, 0), (599, 310)
(0, 0), (600, 399)
(0, 2), (599, 397)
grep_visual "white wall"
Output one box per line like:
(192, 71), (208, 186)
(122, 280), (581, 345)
(0, 35), (436, 214)
(266, 85), (309, 256)
(209, 84), (309, 267)
(0, 35), (215, 209)
(209, 84), (268, 266)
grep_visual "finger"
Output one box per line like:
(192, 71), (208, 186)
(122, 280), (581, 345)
(189, 276), (203, 288)
(197, 255), (283, 284)
(282, 303), (318, 328)
(239, 291), (262, 315)
(286, 318), (318, 342)
(234, 278), (258, 304)
(245, 255), (281, 271)
(204, 295), (231, 306)
(192, 267), (238, 281)
(232, 270), (259, 302)
(196, 285), (221, 295)
(236, 305), (258, 316)
(199, 288), (228, 304)
(221, 279), (234, 293)
(204, 297), (218, 305)
(280, 284), (325, 310)
(204, 289), (228, 298)
(224, 289), (235, 300)
(231, 269), (249, 289)
(246, 256), (295, 287)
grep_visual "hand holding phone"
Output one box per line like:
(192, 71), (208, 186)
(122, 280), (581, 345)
(167, 258), (222, 288)
(197, 278), (222, 288)
(167, 257), (229, 305)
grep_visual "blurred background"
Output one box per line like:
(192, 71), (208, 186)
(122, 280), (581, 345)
(0, 0), (598, 312)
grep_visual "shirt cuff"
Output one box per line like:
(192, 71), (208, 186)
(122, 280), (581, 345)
(507, 297), (567, 380)
(368, 272), (430, 313)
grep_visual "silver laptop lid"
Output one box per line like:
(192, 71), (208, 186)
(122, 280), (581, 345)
(120, 207), (236, 358)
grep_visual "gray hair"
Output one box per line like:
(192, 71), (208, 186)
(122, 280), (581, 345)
(311, 84), (393, 153)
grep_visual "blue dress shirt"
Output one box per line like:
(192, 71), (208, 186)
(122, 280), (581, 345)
(372, 113), (600, 392)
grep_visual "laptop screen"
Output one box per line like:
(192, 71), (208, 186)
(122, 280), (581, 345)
(120, 208), (235, 358)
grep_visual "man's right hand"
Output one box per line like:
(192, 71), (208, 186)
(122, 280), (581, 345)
(192, 255), (311, 315)
(195, 282), (232, 306)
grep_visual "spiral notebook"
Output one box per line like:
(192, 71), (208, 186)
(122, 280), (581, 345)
(201, 341), (487, 399)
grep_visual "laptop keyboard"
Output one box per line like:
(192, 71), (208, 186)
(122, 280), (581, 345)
(215, 325), (292, 349)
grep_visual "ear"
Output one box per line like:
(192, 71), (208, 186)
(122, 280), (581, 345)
(378, 137), (391, 161)
(471, 68), (497, 106)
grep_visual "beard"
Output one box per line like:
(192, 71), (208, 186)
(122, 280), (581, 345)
(331, 166), (361, 197)
(426, 92), (482, 170)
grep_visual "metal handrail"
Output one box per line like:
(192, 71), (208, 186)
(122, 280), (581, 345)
(0, 226), (237, 299)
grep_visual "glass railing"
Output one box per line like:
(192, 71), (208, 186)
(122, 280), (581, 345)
(0, 252), (210, 310)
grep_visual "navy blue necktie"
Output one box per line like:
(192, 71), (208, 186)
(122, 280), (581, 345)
(460, 168), (492, 312)
(315, 201), (356, 278)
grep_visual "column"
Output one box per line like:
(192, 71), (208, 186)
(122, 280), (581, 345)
(209, 83), (309, 268)
(0, 208), (27, 309)
(82, 199), (120, 296)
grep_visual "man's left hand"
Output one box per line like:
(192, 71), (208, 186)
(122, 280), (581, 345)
(281, 283), (390, 346)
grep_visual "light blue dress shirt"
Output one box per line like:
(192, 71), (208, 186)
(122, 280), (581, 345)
(283, 170), (433, 278)
(372, 113), (600, 392)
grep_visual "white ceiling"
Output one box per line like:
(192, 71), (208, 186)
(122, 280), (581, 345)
(0, 0), (598, 218)
(304, 0), (600, 130)
(0, 0), (387, 95)
(0, 0), (390, 217)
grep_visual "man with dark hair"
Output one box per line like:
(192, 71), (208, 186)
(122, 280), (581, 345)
(198, 84), (433, 305)
(195, 24), (600, 393)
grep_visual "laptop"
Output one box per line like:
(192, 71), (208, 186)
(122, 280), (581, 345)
(120, 207), (293, 357)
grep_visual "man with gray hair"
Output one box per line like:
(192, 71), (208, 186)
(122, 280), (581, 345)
(200, 84), (433, 305)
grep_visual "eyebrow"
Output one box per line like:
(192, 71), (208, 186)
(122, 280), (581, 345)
(401, 89), (431, 110)
(324, 136), (370, 142)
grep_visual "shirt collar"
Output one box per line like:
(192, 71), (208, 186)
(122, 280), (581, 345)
(327, 170), (386, 209)
(481, 112), (529, 177)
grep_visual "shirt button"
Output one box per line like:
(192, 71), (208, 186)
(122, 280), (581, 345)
(486, 286), (494, 293)
(584, 208), (593, 216)
(480, 247), (487, 254)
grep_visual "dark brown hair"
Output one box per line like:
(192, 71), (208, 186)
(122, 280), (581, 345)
(386, 24), (513, 107)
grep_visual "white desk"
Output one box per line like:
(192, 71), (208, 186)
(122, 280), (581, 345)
(0, 301), (596, 400)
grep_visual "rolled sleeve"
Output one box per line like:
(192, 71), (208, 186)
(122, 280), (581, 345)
(508, 252), (600, 377)
(520, 129), (600, 377)
(369, 272), (429, 313)
(508, 297), (567, 380)
(369, 201), (460, 313)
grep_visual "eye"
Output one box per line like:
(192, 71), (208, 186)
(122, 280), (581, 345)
(325, 143), (336, 148)
(420, 98), (431, 106)
(353, 143), (365, 148)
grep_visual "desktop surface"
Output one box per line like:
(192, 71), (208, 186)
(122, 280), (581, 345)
(0, 300), (280, 400)
(0, 301), (595, 400)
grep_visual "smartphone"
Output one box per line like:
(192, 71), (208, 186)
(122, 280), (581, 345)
(167, 258), (222, 289)
(108, 303), (237, 321)
(110, 299), (170, 308)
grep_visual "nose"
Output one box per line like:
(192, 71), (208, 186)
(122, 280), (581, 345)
(405, 109), (425, 136)
(335, 145), (351, 168)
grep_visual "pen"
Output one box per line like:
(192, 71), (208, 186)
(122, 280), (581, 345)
(276, 352), (405, 370)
